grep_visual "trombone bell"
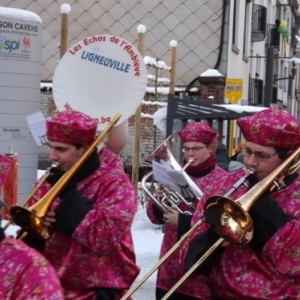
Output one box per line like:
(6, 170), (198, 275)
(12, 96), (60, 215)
(10, 206), (50, 239)
(204, 196), (253, 244)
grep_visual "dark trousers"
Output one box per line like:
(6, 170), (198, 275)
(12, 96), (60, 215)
(156, 288), (201, 300)
(210, 293), (222, 300)
(95, 288), (118, 300)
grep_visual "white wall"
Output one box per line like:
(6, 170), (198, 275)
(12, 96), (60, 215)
(226, 0), (251, 105)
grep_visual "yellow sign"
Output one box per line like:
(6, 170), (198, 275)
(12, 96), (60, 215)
(225, 78), (243, 104)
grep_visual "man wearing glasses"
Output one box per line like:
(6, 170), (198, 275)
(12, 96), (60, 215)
(183, 107), (300, 299)
(147, 122), (227, 300)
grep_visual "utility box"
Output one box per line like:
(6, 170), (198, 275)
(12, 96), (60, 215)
(0, 7), (42, 203)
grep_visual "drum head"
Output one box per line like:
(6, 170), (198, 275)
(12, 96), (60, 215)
(53, 35), (147, 129)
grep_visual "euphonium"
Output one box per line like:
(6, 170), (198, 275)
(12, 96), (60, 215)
(141, 158), (196, 215)
(141, 136), (202, 215)
(6, 113), (122, 240)
(161, 146), (300, 300)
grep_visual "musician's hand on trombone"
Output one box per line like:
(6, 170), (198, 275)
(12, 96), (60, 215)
(220, 240), (230, 247)
(163, 206), (179, 227)
(43, 211), (55, 227)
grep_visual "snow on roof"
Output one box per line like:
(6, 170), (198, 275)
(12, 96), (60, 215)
(142, 100), (167, 106)
(41, 82), (198, 94)
(216, 104), (267, 113)
(157, 60), (169, 69)
(146, 86), (198, 94)
(147, 75), (170, 84)
(157, 77), (170, 84)
(141, 113), (153, 118)
(286, 57), (300, 64)
(0, 6), (42, 23)
(200, 69), (224, 77)
(143, 56), (169, 70)
(40, 82), (52, 90)
(147, 74), (156, 81)
(146, 87), (169, 94)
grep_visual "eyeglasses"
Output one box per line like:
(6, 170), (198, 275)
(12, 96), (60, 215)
(182, 145), (207, 153)
(241, 149), (278, 162)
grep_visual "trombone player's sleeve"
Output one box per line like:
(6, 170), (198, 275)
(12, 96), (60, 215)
(248, 191), (292, 252)
(184, 227), (225, 274)
(54, 170), (136, 256)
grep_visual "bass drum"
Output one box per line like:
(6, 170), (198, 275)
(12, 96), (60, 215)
(52, 35), (147, 129)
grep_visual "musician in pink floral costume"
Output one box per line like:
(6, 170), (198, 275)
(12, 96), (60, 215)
(147, 122), (227, 300)
(0, 228), (64, 300)
(0, 156), (64, 299)
(183, 107), (300, 299)
(26, 110), (139, 300)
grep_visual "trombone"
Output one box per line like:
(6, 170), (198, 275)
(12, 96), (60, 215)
(1, 170), (50, 232)
(121, 168), (254, 300)
(2, 113), (122, 240)
(161, 146), (300, 300)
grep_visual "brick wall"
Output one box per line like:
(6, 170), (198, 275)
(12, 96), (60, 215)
(200, 83), (225, 102)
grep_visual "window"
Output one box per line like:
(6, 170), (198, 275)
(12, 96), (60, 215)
(232, 0), (238, 46)
(284, 66), (287, 92)
(279, 60), (284, 89)
(243, 2), (250, 56)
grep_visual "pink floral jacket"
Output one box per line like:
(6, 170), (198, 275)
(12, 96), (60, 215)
(183, 168), (300, 299)
(0, 237), (64, 299)
(29, 149), (139, 299)
(147, 164), (226, 299)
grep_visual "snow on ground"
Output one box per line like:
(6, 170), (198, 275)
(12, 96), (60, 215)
(131, 208), (164, 300)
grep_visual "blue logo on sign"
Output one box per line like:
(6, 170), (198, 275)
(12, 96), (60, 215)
(0, 37), (20, 52)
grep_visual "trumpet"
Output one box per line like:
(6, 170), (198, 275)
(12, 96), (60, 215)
(121, 168), (255, 300)
(162, 146), (300, 300)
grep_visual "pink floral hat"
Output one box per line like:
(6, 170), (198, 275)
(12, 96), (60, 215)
(0, 155), (12, 190)
(46, 110), (97, 146)
(237, 108), (300, 149)
(177, 122), (219, 145)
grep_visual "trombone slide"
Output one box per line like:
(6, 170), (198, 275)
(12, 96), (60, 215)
(120, 216), (206, 300)
(161, 238), (224, 300)
(128, 169), (254, 298)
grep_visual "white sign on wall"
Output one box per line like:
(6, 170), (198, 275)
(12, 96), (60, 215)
(0, 127), (32, 140)
(0, 12), (41, 60)
(0, 7), (42, 203)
